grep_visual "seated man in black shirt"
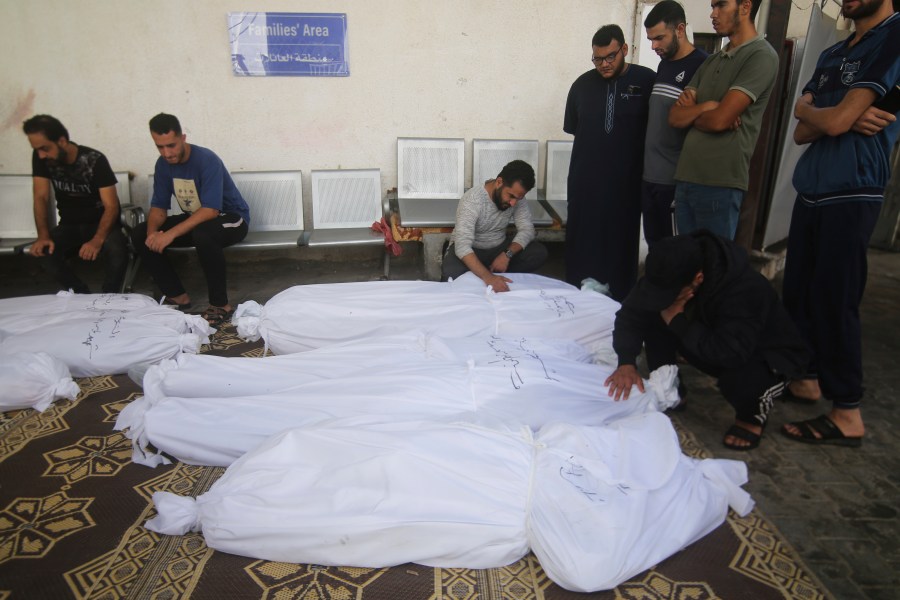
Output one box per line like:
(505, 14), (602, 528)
(23, 114), (128, 294)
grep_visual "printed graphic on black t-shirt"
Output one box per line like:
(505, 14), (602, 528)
(32, 145), (117, 225)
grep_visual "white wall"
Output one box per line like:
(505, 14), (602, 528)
(0, 0), (641, 207)
(634, 0), (823, 71)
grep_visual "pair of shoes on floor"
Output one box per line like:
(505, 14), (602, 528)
(161, 296), (192, 311)
(722, 423), (765, 451)
(780, 414), (863, 447)
(201, 305), (234, 328)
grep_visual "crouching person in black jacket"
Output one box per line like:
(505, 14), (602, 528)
(605, 231), (808, 450)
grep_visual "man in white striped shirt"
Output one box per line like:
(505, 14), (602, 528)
(641, 1), (707, 246)
(441, 160), (547, 292)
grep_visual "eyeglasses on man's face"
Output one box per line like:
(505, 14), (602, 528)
(591, 46), (623, 64)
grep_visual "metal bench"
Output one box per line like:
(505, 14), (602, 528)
(123, 171), (306, 290)
(158, 170), (305, 250)
(308, 168), (390, 278)
(0, 175), (46, 255)
(395, 137), (465, 229)
(543, 140), (573, 225)
(472, 138), (553, 227)
(230, 171), (305, 249)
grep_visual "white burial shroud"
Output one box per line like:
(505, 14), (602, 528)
(146, 413), (755, 592)
(232, 272), (618, 354)
(0, 293), (213, 378)
(116, 334), (681, 467)
(0, 352), (80, 412)
(0, 291), (161, 336)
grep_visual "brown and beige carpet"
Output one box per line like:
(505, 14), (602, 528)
(0, 326), (829, 599)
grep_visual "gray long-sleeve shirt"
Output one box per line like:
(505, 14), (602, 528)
(451, 184), (536, 258)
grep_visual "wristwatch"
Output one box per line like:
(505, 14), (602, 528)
(504, 249), (514, 259)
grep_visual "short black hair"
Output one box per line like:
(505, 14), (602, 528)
(149, 113), (182, 136)
(497, 160), (535, 191)
(645, 235), (703, 290)
(644, 0), (687, 29)
(22, 114), (69, 142)
(629, 234), (704, 311)
(592, 24), (625, 48)
(747, 0), (764, 20)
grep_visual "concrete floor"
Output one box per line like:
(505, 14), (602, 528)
(1, 241), (898, 600)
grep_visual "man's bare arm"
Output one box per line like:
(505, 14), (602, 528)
(29, 177), (54, 256)
(461, 252), (513, 292)
(669, 88), (719, 128)
(691, 89), (752, 132)
(79, 186), (120, 261)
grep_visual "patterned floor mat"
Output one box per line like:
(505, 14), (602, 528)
(0, 325), (829, 599)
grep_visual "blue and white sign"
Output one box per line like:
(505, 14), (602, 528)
(228, 12), (349, 77)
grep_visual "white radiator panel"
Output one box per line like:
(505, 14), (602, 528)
(311, 169), (382, 229)
(397, 138), (465, 200)
(473, 139), (539, 201)
(545, 141), (572, 202)
(232, 171), (304, 233)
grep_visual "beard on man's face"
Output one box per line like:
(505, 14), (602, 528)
(492, 186), (512, 211)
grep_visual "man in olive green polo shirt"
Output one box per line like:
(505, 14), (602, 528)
(668, 0), (778, 239)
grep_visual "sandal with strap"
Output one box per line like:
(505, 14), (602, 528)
(201, 305), (234, 328)
(780, 414), (863, 447)
(722, 423), (764, 451)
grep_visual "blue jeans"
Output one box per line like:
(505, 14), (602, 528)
(673, 182), (744, 240)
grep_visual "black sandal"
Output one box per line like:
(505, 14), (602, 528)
(781, 415), (862, 447)
(722, 424), (764, 451)
(201, 305), (233, 328)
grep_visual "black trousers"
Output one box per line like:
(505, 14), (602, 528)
(644, 319), (785, 425)
(132, 213), (248, 307)
(782, 199), (881, 409)
(640, 180), (677, 247)
(40, 223), (129, 294)
(441, 238), (548, 282)
(564, 198), (640, 302)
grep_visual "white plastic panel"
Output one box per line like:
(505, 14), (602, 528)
(545, 140), (572, 202)
(311, 169), (383, 229)
(114, 171), (132, 206)
(473, 139), (539, 201)
(0, 175), (41, 238)
(397, 138), (465, 200)
(231, 171), (304, 233)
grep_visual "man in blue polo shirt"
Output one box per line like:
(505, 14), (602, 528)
(781, 0), (899, 447)
(132, 113), (250, 326)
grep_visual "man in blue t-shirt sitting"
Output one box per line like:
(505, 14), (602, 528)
(132, 113), (250, 326)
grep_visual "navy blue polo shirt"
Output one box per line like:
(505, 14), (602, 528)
(792, 12), (900, 205)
